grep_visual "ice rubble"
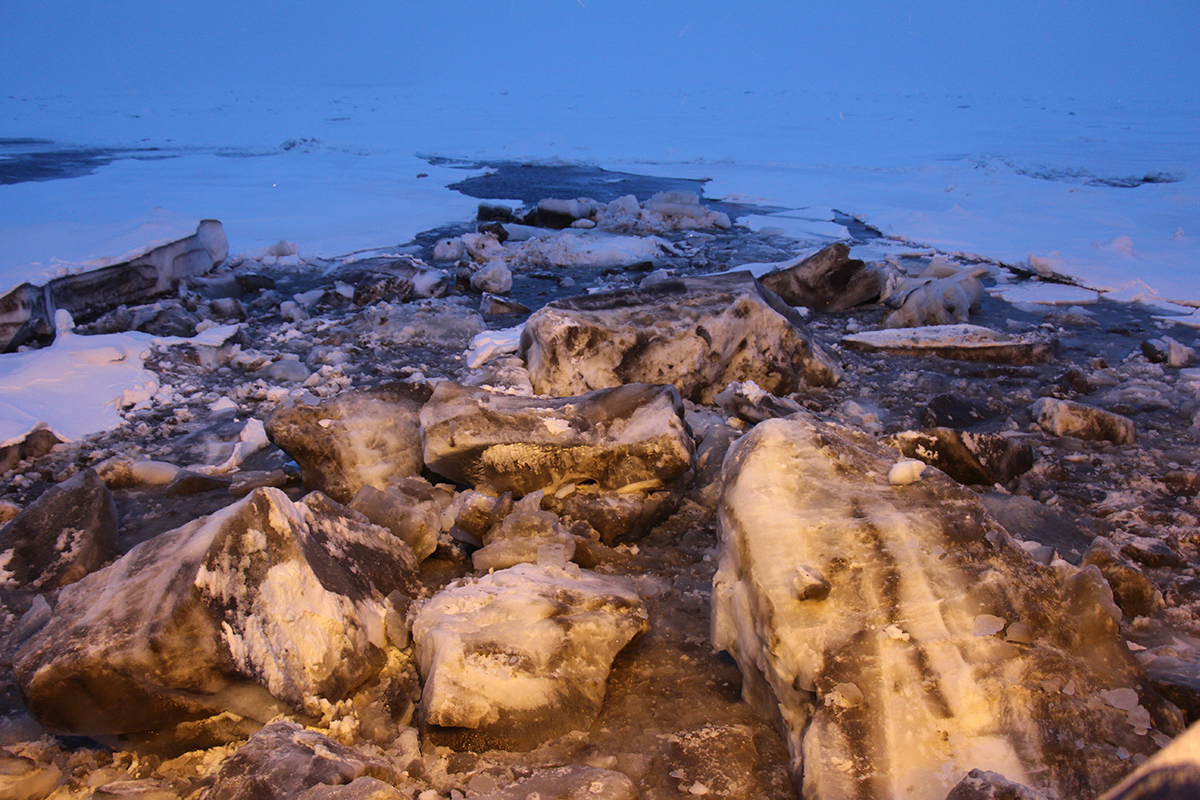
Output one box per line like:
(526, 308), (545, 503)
(509, 230), (672, 270)
(463, 325), (523, 370)
(202, 720), (401, 800)
(1095, 717), (1200, 799)
(0, 316), (240, 448)
(348, 479), (445, 563)
(431, 191), (730, 283)
(4, 184), (1200, 797)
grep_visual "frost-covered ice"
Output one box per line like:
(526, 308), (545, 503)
(843, 324), (1017, 348)
(512, 231), (673, 269)
(887, 458), (927, 486)
(840, 324), (1053, 363)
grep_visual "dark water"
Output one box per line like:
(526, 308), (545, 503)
(0, 139), (265, 186)
(438, 159), (783, 222)
(0, 138), (126, 185)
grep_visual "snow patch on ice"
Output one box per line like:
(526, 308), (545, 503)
(843, 324), (1016, 350)
(987, 283), (1101, 307)
(513, 231), (670, 269)
(0, 324), (244, 447)
(464, 325), (524, 370)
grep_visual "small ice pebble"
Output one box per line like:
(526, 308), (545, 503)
(888, 459), (927, 485)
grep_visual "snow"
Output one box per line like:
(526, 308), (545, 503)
(0, 323), (239, 447)
(207, 418), (271, 474)
(0, 329), (157, 446)
(888, 459), (927, 486)
(2, 90), (1196, 305)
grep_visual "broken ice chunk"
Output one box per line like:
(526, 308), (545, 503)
(793, 565), (831, 601)
(198, 418), (270, 475)
(888, 459), (927, 485)
(412, 564), (647, 749)
(463, 325), (523, 370)
(824, 682), (865, 709)
(973, 614), (1007, 636)
(1032, 397), (1136, 444)
(1005, 621), (1034, 644)
(537, 542), (570, 569)
(1100, 688), (1140, 711)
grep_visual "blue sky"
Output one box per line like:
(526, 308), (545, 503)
(4, 1), (1197, 102)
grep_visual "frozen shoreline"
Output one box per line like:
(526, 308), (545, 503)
(1, 85), (1196, 307)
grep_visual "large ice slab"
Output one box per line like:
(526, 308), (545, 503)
(0, 220), (227, 352)
(520, 272), (841, 403)
(712, 415), (1179, 800)
(14, 488), (418, 745)
(411, 563), (647, 750)
(841, 324), (1056, 364)
(420, 381), (693, 497)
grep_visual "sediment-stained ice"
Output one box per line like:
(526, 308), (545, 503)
(520, 272), (842, 402)
(712, 415), (1180, 800)
(420, 381), (693, 497)
(411, 563), (647, 749)
(14, 488), (418, 746)
(266, 383), (432, 503)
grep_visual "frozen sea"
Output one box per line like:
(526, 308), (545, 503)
(1, 83), (1197, 307)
